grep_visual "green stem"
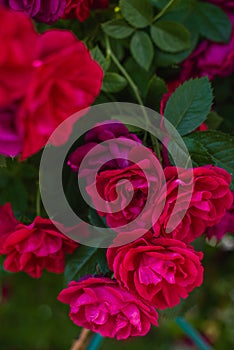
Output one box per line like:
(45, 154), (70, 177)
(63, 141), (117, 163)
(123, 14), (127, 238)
(105, 34), (144, 107)
(153, 0), (176, 21)
(104, 34), (162, 160)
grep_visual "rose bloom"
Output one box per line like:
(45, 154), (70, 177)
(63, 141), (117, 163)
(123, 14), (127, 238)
(206, 191), (234, 240)
(0, 104), (22, 157)
(19, 30), (103, 159)
(153, 166), (233, 243)
(180, 12), (234, 80)
(68, 122), (141, 184)
(107, 236), (204, 310)
(86, 148), (165, 230)
(0, 203), (78, 278)
(63, 0), (108, 22)
(58, 276), (158, 339)
(1, 0), (66, 23)
(0, 7), (38, 107)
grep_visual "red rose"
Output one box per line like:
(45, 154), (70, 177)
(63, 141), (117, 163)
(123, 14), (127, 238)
(0, 7), (38, 107)
(0, 203), (78, 278)
(86, 148), (165, 231)
(58, 276), (158, 339)
(153, 166), (233, 243)
(107, 236), (204, 310)
(19, 30), (103, 159)
(63, 0), (108, 21)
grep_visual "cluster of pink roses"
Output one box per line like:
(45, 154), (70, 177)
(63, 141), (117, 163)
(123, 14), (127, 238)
(0, 6), (103, 159)
(57, 122), (233, 339)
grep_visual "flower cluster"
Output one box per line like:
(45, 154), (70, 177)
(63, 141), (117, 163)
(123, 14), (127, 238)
(0, 0), (109, 23)
(0, 6), (103, 159)
(0, 0), (234, 345)
(58, 123), (232, 339)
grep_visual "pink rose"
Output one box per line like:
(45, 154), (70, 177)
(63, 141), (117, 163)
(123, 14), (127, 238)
(206, 191), (234, 240)
(180, 13), (234, 80)
(86, 148), (165, 230)
(19, 30), (103, 159)
(57, 276), (158, 339)
(0, 7), (38, 107)
(0, 203), (78, 278)
(107, 236), (204, 310)
(153, 166), (233, 243)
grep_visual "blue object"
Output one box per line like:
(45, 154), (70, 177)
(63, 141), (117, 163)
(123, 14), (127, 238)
(176, 317), (213, 350)
(87, 333), (104, 350)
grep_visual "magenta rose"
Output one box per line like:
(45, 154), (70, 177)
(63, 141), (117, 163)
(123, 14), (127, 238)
(206, 191), (234, 240)
(86, 148), (165, 230)
(0, 7), (38, 107)
(0, 203), (78, 278)
(68, 122), (141, 184)
(57, 276), (158, 339)
(107, 236), (204, 310)
(180, 12), (234, 80)
(18, 30), (103, 159)
(153, 166), (233, 243)
(2, 0), (66, 23)
(0, 104), (22, 157)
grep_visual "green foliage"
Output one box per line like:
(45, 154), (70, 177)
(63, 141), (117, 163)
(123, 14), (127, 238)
(151, 21), (191, 53)
(102, 19), (134, 39)
(0, 155), (6, 168)
(102, 72), (127, 93)
(130, 31), (154, 70)
(194, 2), (232, 42)
(120, 0), (154, 28)
(91, 46), (110, 72)
(164, 77), (213, 135)
(64, 246), (110, 284)
(145, 75), (168, 111)
(184, 131), (234, 188)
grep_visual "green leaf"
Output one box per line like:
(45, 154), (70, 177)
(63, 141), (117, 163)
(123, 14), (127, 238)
(102, 19), (134, 39)
(102, 72), (127, 93)
(206, 111), (223, 130)
(145, 75), (168, 111)
(195, 2), (232, 43)
(130, 31), (154, 70)
(151, 21), (191, 53)
(0, 155), (6, 168)
(120, 0), (153, 28)
(91, 46), (110, 72)
(164, 77), (213, 136)
(157, 0), (195, 23)
(185, 131), (234, 188)
(64, 245), (110, 284)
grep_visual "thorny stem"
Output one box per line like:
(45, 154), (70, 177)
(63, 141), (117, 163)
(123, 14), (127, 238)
(70, 329), (91, 350)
